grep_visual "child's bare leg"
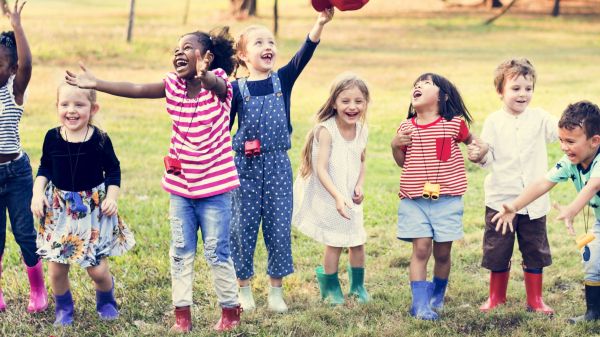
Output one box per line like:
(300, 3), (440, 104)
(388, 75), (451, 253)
(432, 241), (453, 279)
(48, 261), (70, 295)
(348, 245), (365, 268)
(86, 258), (112, 291)
(410, 238), (432, 280)
(269, 277), (282, 287)
(324, 246), (343, 274)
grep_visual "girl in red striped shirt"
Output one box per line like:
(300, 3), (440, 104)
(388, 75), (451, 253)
(391, 73), (477, 320)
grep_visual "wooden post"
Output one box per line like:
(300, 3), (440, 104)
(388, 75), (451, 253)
(127, 0), (135, 43)
(552, 0), (560, 16)
(273, 0), (279, 36)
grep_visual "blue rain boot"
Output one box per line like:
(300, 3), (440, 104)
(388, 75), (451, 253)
(410, 281), (438, 320)
(347, 265), (370, 304)
(54, 290), (74, 327)
(96, 279), (119, 320)
(430, 276), (448, 311)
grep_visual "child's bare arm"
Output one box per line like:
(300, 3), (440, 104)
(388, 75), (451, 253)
(556, 177), (600, 235)
(391, 129), (411, 167)
(6, 0), (31, 104)
(101, 185), (120, 217)
(315, 127), (351, 219)
(352, 149), (366, 205)
(308, 8), (334, 43)
(65, 63), (165, 99)
(194, 50), (227, 100)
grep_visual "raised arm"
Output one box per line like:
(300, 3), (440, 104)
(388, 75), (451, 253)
(308, 8), (334, 43)
(6, 0), (31, 105)
(65, 63), (165, 99)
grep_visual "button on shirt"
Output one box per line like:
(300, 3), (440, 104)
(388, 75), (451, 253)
(480, 107), (558, 219)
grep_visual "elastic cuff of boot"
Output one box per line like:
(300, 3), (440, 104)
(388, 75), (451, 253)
(410, 280), (431, 288)
(491, 268), (510, 273)
(432, 276), (448, 286)
(523, 268), (543, 274)
(55, 290), (73, 304)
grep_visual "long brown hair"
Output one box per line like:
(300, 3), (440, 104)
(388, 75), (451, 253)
(299, 73), (370, 178)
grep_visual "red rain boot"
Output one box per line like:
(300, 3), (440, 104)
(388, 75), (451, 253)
(25, 259), (48, 313)
(170, 306), (192, 333)
(0, 255), (6, 311)
(524, 271), (554, 315)
(480, 270), (510, 312)
(213, 304), (242, 332)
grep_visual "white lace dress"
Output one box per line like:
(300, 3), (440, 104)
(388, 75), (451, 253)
(292, 117), (368, 247)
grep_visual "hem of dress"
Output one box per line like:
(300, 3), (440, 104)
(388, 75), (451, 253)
(294, 223), (366, 248)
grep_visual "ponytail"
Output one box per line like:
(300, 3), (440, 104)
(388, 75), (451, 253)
(183, 27), (236, 76)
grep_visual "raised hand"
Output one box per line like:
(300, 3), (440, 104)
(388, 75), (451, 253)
(195, 49), (212, 81)
(317, 7), (334, 26)
(4, 0), (26, 29)
(491, 203), (516, 235)
(65, 62), (98, 89)
(554, 202), (576, 236)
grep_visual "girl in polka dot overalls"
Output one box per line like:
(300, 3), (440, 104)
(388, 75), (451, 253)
(293, 73), (370, 305)
(229, 9), (334, 313)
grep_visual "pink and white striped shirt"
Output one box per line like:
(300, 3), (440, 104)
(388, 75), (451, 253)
(161, 69), (240, 199)
(397, 116), (470, 199)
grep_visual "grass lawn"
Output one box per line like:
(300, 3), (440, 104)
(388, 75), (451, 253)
(1, 0), (600, 336)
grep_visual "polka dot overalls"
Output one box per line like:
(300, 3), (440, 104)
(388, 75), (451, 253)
(230, 73), (294, 280)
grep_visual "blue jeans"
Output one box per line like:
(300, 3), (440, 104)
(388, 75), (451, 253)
(0, 152), (38, 266)
(169, 192), (238, 308)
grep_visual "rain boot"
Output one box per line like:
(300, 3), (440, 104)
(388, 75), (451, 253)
(213, 304), (242, 331)
(315, 266), (344, 305)
(480, 270), (510, 312)
(568, 284), (600, 323)
(0, 255), (5, 311)
(430, 276), (448, 311)
(410, 281), (438, 320)
(170, 306), (192, 333)
(347, 265), (370, 304)
(524, 269), (554, 315)
(53, 290), (74, 327)
(238, 285), (256, 312)
(96, 278), (118, 320)
(25, 259), (48, 313)
(267, 285), (288, 313)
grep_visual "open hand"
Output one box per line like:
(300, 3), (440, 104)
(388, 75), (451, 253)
(194, 49), (212, 81)
(65, 62), (98, 89)
(352, 186), (364, 205)
(3, 0), (26, 28)
(101, 198), (118, 217)
(317, 7), (334, 26)
(491, 203), (516, 235)
(554, 202), (576, 236)
(335, 196), (352, 220)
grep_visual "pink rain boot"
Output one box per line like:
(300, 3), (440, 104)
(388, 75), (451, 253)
(0, 255), (6, 311)
(25, 259), (48, 313)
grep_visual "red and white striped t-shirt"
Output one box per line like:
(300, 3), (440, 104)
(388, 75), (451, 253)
(397, 116), (470, 199)
(161, 69), (240, 199)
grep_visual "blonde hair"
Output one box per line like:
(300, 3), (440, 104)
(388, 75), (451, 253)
(299, 73), (370, 178)
(235, 25), (272, 70)
(494, 58), (536, 93)
(56, 82), (98, 125)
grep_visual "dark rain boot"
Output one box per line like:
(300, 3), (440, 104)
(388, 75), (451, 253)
(430, 276), (448, 311)
(568, 284), (600, 323)
(53, 290), (74, 327)
(315, 266), (344, 305)
(524, 270), (554, 315)
(480, 270), (510, 312)
(410, 281), (438, 320)
(347, 265), (370, 303)
(95, 278), (118, 320)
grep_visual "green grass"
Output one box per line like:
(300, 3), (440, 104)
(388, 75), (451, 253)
(2, 0), (600, 336)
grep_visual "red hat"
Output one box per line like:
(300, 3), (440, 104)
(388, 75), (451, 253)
(311, 0), (369, 12)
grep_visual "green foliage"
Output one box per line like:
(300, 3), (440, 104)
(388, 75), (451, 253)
(2, 0), (600, 336)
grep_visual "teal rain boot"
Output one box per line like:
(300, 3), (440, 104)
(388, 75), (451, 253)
(315, 266), (344, 305)
(347, 265), (370, 303)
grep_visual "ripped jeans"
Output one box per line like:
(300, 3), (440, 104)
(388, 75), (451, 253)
(169, 192), (238, 308)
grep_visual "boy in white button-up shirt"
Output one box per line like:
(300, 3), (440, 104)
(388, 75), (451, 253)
(468, 58), (558, 315)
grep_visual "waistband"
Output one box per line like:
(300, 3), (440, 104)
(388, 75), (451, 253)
(0, 151), (23, 166)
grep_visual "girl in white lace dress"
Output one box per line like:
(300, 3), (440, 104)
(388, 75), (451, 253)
(293, 73), (370, 304)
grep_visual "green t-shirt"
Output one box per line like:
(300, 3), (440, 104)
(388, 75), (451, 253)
(546, 150), (600, 220)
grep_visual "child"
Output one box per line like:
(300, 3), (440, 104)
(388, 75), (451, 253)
(468, 58), (557, 314)
(390, 73), (476, 320)
(65, 27), (242, 333)
(493, 101), (600, 323)
(293, 73), (370, 305)
(30, 83), (135, 326)
(0, 0), (48, 313)
(229, 9), (334, 313)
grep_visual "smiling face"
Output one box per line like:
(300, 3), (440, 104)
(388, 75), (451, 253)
(57, 85), (98, 133)
(500, 74), (534, 115)
(173, 34), (205, 80)
(411, 76), (440, 113)
(239, 27), (277, 76)
(334, 85), (367, 127)
(558, 126), (600, 169)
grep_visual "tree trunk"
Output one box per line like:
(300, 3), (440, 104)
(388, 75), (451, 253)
(273, 0), (279, 36)
(552, 0), (560, 16)
(231, 0), (257, 19)
(127, 0), (135, 43)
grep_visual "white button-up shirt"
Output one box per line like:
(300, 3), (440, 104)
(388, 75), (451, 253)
(480, 107), (559, 219)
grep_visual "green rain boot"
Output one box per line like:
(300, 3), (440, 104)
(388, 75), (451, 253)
(315, 266), (345, 305)
(347, 265), (370, 303)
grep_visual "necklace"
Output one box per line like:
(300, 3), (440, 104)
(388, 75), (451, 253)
(63, 125), (90, 214)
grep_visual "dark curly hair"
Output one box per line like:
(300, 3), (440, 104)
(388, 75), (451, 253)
(559, 100), (600, 138)
(182, 27), (235, 76)
(0, 31), (17, 67)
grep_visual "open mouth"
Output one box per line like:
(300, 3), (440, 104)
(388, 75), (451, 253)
(412, 90), (422, 99)
(261, 52), (273, 62)
(175, 59), (188, 72)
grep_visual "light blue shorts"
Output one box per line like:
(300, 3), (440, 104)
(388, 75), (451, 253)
(397, 195), (464, 243)
(583, 220), (600, 283)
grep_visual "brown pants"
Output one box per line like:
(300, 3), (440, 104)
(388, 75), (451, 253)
(481, 207), (552, 271)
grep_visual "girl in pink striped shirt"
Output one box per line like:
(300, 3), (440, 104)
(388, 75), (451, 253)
(65, 27), (242, 333)
(391, 73), (476, 320)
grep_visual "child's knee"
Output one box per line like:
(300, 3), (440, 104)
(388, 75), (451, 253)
(412, 245), (432, 261)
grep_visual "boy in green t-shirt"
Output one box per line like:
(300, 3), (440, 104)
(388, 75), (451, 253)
(493, 100), (600, 322)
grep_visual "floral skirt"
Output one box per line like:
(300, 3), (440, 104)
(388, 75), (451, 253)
(36, 182), (135, 268)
